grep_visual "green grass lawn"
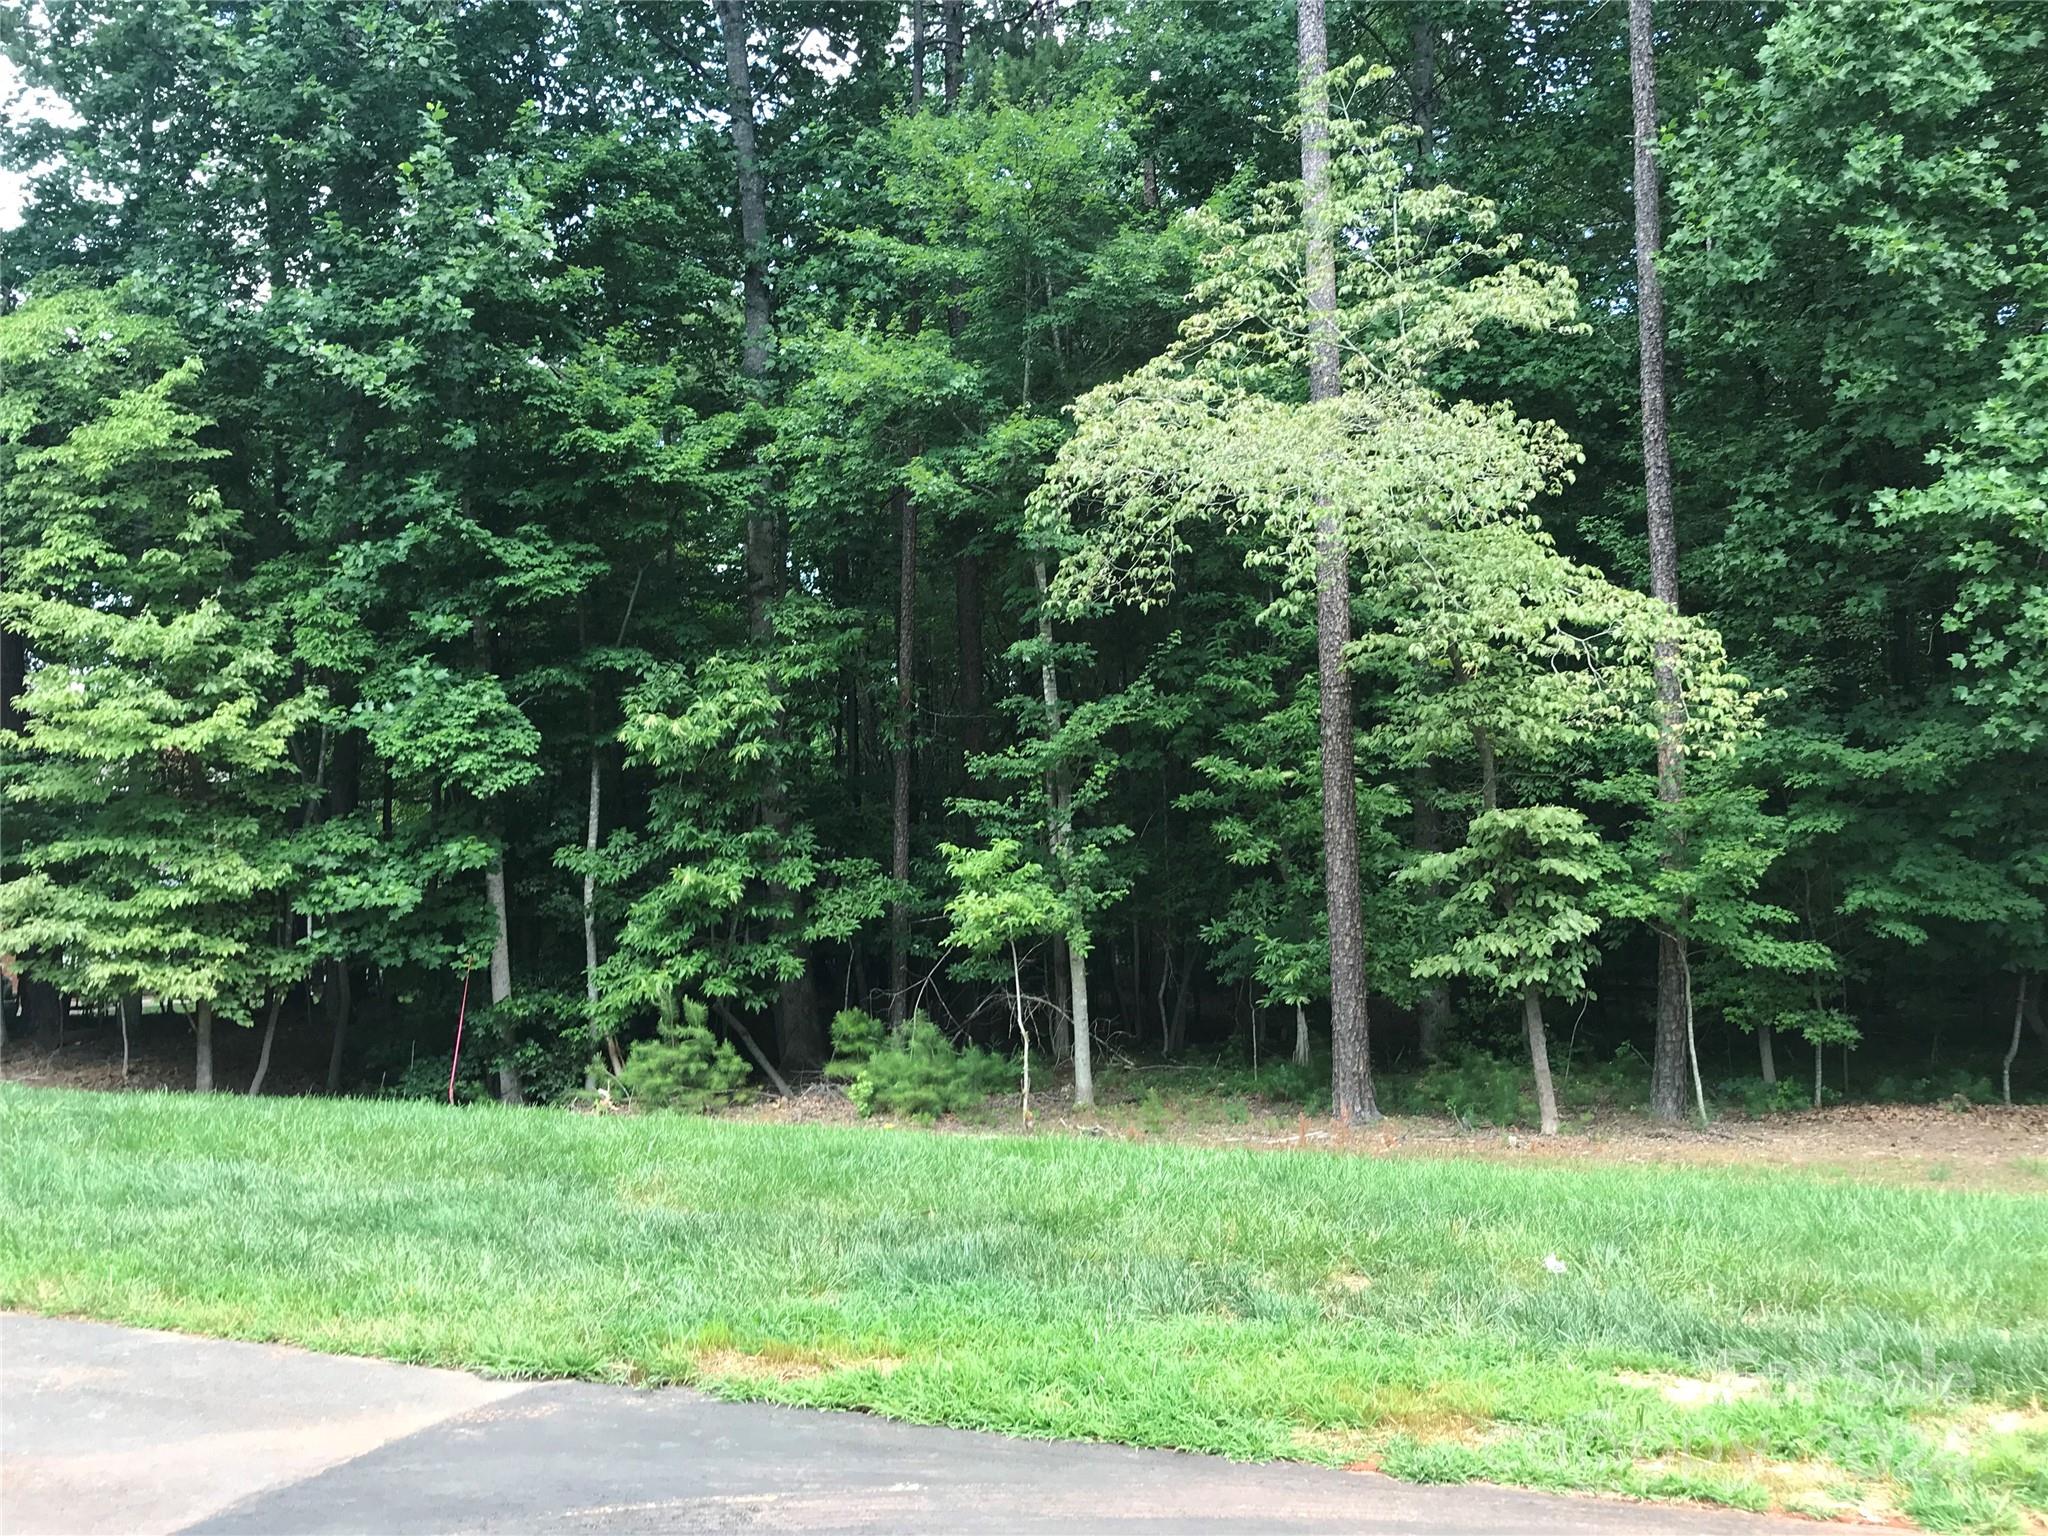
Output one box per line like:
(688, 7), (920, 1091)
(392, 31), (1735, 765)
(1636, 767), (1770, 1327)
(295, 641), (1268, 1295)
(4, 1084), (2044, 1530)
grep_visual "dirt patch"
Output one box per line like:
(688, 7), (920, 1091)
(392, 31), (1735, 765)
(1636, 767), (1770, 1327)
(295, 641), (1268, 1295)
(1633, 1451), (1902, 1525)
(1925, 1401), (2048, 1455)
(1615, 1371), (1768, 1407)
(693, 1344), (903, 1385)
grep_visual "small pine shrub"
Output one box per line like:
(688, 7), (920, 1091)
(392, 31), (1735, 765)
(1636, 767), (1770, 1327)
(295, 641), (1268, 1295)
(1414, 1052), (1530, 1128)
(824, 1008), (887, 1082)
(850, 1016), (1013, 1119)
(1718, 1075), (1809, 1117)
(618, 998), (755, 1112)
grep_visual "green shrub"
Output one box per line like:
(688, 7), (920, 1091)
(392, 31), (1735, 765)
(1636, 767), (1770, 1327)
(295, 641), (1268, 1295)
(1413, 1052), (1531, 1128)
(849, 1016), (1013, 1119)
(618, 999), (754, 1112)
(1717, 1074), (1809, 1117)
(824, 1008), (887, 1082)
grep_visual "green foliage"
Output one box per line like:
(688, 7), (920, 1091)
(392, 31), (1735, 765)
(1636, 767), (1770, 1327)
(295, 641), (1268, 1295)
(617, 997), (754, 1114)
(1405, 807), (1620, 1004)
(845, 1017), (1014, 1120)
(1412, 1052), (1533, 1129)
(824, 1008), (887, 1083)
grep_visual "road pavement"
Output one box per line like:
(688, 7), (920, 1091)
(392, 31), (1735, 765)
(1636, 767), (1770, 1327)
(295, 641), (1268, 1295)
(2, 1313), (1829, 1535)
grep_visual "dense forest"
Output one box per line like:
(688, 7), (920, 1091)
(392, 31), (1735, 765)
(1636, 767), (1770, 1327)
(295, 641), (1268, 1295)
(1, 0), (2043, 1125)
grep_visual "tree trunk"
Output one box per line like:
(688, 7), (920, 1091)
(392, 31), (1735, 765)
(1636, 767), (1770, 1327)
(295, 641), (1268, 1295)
(0, 622), (24, 736)
(1033, 556), (1092, 1107)
(120, 992), (139, 1079)
(1630, 0), (1690, 1125)
(942, 0), (963, 106)
(717, 0), (779, 640)
(891, 484), (916, 1027)
(1294, 1003), (1311, 1067)
(2005, 973), (2029, 1107)
(325, 960), (351, 1093)
(1524, 985), (1559, 1135)
(1812, 1036), (1823, 1110)
(485, 861), (522, 1104)
(1409, 3), (1436, 156)
(194, 999), (214, 1093)
(1758, 1021), (1776, 1085)
(909, 0), (925, 112)
(1010, 938), (1031, 1127)
(1050, 934), (1073, 1062)
(1067, 933), (1093, 1109)
(248, 993), (282, 1096)
(1298, 0), (1377, 1127)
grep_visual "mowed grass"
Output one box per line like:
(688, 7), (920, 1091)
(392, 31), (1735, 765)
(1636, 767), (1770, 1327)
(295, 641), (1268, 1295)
(4, 1086), (2044, 1530)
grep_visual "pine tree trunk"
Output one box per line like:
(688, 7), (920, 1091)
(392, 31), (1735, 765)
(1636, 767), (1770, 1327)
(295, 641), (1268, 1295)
(909, 0), (925, 111)
(942, 0), (963, 105)
(718, 0), (778, 642)
(891, 484), (916, 1027)
(1630, 0), (1690, 1125)
(1409, 3), (1436, 154)
(485, 861), (522, 1104)
(194, 999), (214, 1093)
(1298, 0), (1377, 1127)
(1758, 1021), (1776, 1086)
(1294, 1003), (1311, 1067)
(248, 993), (282, 1096)
(1524, 985), (1559, 1135)
(325, 960), (351, 1093)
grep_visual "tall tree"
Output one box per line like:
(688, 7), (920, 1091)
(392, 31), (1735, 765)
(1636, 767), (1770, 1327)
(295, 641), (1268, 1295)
(1296, 0), (1377, 1123)
(1628, 0), (1689, 1121)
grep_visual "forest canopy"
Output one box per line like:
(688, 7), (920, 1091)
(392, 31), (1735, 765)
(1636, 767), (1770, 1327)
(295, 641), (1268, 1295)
(1, 0), (2042, 1121)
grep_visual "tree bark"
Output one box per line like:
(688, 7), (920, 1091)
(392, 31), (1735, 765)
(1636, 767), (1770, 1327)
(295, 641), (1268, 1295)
(1523, 984), (1559, 1135)
(1630, 0), (1690, 1125)
(194, 999), (214, 1093)
(1293, 1002), (1311, 1067)
(120, 992), (139, 1079)
(1298, 0), (1377, 1126)
(325, 960), (351, 1092)
(942, 0), (963, 106)
(717, 0), (779, 641)
(1010, 938), (1031, 1127)
(0, 622), (24, 736)
(1066, 936), (1093, 1106)
(1409, 3), (1436, 157)
(484, 861), (522, 1104)
(909, 0), (926, 112)
(248, 993), (282, 1096)
(2005, 973), (2029, 1107)
(1758, 1021), (1776, 1085)
(891, 485), (916, 1027)
(1033, 556), (1092, 1107)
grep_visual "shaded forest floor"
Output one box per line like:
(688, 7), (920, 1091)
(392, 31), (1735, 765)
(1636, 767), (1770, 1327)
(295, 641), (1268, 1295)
(734, 1083), (2048, 1194)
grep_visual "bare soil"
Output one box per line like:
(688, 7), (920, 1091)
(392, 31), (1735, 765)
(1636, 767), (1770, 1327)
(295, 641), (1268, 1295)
(732, 1081), (2048, 1191)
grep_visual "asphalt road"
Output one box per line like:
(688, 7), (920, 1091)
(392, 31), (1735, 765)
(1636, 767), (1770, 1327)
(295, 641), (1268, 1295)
(2, 1313), (1827, 1535)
